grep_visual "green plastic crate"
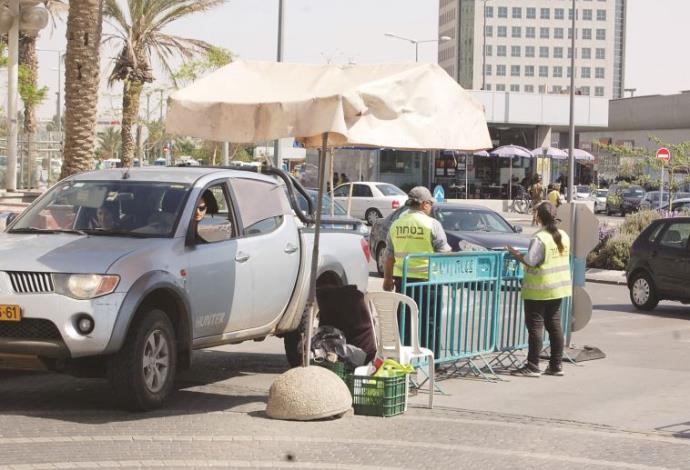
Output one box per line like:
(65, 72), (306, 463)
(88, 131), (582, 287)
(347, 373), (407, 417)
(310, 359), (347, 381)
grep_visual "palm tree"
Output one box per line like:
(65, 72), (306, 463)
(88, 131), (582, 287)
(18, 1), (67, 186)
(97, 126), (121, 160)
(104, 0), (226, 167)
(61, 0), (105, 178)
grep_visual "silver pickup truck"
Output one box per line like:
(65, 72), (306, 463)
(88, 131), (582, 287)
(0, 166), (369, 410)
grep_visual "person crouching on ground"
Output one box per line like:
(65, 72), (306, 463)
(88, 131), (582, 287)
(506, 202), (571, 377)
(382, 186), (451, 356)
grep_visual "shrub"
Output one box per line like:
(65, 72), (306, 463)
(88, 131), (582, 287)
(590, 232), (636, 270)
(618, 210), (661, 237)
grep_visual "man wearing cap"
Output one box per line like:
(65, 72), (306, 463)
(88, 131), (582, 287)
(383, 186), (451, 355)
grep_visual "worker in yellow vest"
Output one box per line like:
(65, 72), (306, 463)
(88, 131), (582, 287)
(506, 202), (571, 377)
(383, 186), (451, 354)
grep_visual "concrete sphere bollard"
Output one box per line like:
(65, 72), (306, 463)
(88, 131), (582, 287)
(266, 365), (352, 421)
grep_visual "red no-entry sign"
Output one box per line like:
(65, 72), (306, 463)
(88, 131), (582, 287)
(656, 147), (671, 162)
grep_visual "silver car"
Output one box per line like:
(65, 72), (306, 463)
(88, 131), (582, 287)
(0, 167), (369, 410)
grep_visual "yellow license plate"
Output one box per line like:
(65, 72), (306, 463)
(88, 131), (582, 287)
(0, 305), (21, 322)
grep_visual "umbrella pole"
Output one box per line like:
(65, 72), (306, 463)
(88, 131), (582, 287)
(303, 133), (328, 367)
(509, 157), (513, 200)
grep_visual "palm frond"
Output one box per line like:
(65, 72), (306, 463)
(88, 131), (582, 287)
(150, 0), (226, 32)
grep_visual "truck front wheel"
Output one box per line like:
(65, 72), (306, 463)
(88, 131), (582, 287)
(108, 308), (177, 411)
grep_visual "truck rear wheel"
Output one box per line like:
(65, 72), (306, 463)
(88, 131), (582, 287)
(108, 308), (177, 411)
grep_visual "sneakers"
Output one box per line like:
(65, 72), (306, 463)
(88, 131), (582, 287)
(544, 365), (564, 376)
(511, 365), (541, 378)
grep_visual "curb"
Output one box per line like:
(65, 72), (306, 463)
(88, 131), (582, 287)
(585, 277), (627, 286)
(585, 269), (627, 286)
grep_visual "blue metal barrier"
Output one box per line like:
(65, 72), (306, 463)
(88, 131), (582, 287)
(400, 252), (502, 374)
(399, 251), (573, 378)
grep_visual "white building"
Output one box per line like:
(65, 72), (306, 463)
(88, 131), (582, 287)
(439, 0), (627, 98)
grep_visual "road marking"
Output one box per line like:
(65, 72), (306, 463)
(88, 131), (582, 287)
(0, 460), (403, 470)
(0, 435), (681, 470)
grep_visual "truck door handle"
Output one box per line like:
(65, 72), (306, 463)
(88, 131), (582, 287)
(235, 252), (250, 263)
(284, 243), (298, 254)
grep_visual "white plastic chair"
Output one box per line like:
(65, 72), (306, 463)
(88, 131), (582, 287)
(366, 291), (434, 408)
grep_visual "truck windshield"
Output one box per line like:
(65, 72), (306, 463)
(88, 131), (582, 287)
(10, 181), (191, 237)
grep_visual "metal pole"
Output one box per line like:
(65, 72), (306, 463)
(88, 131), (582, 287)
(482, 0), (487, 90)
(4, 0), (19, 191)
(56, 53), (62, 135)
(159, 89), (164, 162)
(659, 161), (660, 210)
(415, 41), (419, 63)
(145, 93), (151, 163)
(222, 142), (229, 166)
(304, 133), (328, 366)
(567, 0), (576, 203)
(273, 0), (284, 170)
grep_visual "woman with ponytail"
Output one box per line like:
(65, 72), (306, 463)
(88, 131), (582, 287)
(506, 202), (571, 377)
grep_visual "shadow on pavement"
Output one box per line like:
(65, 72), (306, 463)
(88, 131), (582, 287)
(594, 303), (690, 320)
(655, 421), (690, 439)
(0, 349), (288, 424)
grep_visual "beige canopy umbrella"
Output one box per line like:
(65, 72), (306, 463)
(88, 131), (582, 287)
(166, 59), (492, 368)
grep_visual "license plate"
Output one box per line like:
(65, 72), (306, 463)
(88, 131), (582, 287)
(0, 304), (21, 322)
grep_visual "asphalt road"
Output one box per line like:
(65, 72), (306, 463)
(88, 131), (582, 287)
(1, 280), (689, 469)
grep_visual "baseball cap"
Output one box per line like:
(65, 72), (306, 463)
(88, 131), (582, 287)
(407, 186), (435, 204)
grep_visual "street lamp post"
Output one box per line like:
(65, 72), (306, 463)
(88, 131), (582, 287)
(482, 0), (490, 90)
(567, 0), (576, 203)
(0, 0), (49, 192)
(383, 33), (451, 63)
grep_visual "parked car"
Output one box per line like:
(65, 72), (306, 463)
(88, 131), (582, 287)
(640, 191), (690, 211)
(575, 185), (592, 200)
(295, 189), (369, 234)
(657, 197), (690, 212)
(593, 188), (608, 213)
(369, 203), (530, 275)
(606, 185), (645, 216)
(332, 182), (408, 225)
(627, 217), (690, 310)
(0, 166), (369, 410)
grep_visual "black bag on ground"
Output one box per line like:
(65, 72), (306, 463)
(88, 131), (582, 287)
(316, 285), (377, 363)
(311, 325), (367, 369)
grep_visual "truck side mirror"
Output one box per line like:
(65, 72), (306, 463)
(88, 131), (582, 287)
(513, 224), (523, 233)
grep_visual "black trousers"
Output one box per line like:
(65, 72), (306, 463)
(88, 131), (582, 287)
(524, 299), (564, 368)
(394, 277), (442, 358)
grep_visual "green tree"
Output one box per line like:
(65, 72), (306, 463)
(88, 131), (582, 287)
(97, 127), (122, 160)
(19, 1), (67, 185)
(104, 0), (227, 168)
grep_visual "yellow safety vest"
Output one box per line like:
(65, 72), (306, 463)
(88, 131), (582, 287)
(522, 230), (572, 300)
(548, 190), (560, 206)
(391, 211), (435, 279)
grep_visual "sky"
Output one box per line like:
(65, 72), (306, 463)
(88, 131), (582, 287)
(23, 0), (690, 120)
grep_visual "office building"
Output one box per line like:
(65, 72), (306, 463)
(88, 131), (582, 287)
(438, 0), (627, 98)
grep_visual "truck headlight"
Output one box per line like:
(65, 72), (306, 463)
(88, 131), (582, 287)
(458, 240), (487, 251)
(53, 274), (120, 300)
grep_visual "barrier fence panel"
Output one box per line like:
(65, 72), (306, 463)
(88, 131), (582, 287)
(400, 250), (574, 379)
(492, 253), (529, 369)
(400, 253), (502, 377)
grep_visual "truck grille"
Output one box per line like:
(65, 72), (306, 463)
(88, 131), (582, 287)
(0, 318), (62, 340)
(7, 272), (54, 294)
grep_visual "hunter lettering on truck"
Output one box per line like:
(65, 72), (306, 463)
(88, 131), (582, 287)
(0, 166), (369, 410)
